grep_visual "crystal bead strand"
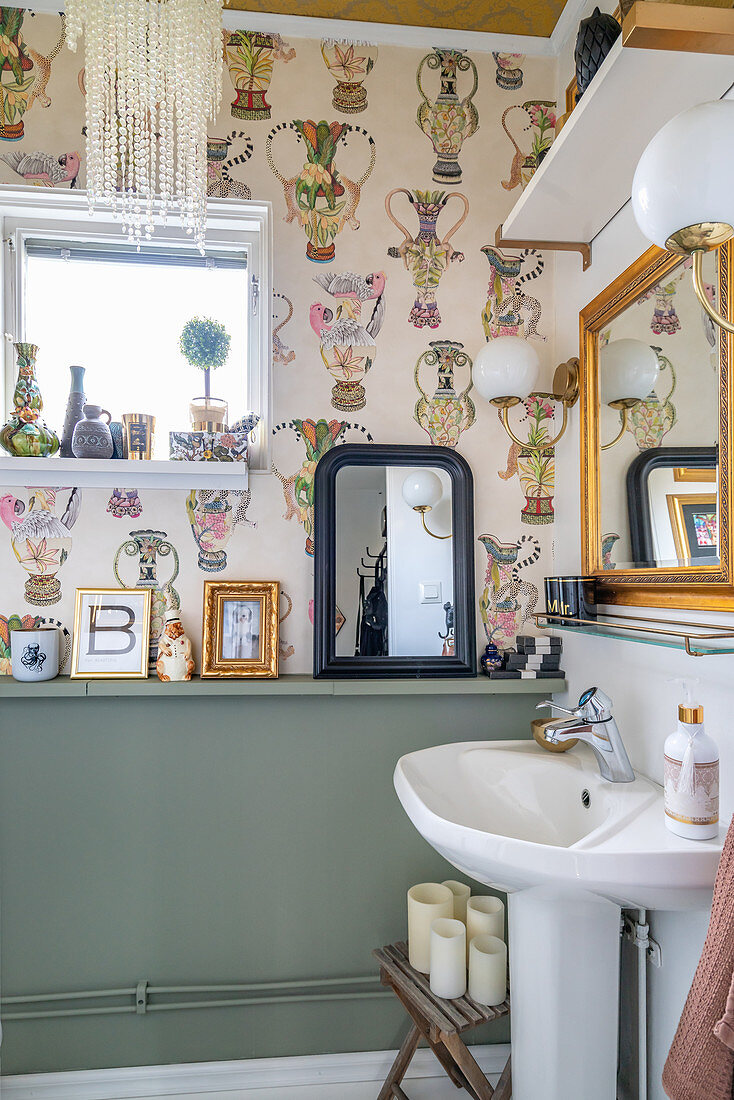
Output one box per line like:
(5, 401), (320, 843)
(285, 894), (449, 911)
(67, 0), (223, 251)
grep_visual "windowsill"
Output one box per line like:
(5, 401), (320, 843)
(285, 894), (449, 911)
(0, 673), (567, 698)
(0, 455), (248, 489)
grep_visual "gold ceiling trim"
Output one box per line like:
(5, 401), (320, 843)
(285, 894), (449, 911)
(223, 0), (567, 39)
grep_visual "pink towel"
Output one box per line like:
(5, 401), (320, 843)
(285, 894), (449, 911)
(663, 814), (734, 1100)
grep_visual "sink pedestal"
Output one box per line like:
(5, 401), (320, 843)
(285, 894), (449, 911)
(508, 887), (621, 1100)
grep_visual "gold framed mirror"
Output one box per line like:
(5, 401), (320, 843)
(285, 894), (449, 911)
(580, 241), (733, 610)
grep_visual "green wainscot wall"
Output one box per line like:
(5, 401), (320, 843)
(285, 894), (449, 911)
(0, 678), (560, 1074)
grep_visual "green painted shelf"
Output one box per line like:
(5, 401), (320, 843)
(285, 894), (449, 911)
(0, 673), (566, 699)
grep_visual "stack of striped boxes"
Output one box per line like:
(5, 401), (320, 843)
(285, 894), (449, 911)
(487, 634), (563, 679)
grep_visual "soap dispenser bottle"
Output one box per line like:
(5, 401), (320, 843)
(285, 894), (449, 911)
(664, 679), (719, 840)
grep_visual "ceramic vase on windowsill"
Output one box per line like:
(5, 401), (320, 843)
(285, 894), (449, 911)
(0, 343), (59, 457)
(60, 365), (86, 457)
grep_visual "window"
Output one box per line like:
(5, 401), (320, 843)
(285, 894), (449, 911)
(1, 194), (271, 467)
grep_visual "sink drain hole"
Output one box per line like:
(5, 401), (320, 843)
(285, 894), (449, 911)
(581, 789), (591, 808)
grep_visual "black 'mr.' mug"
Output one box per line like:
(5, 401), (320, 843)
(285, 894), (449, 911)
(544, 575), (597, 624)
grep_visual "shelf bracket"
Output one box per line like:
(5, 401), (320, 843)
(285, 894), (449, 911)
(495, 223), (592, 271)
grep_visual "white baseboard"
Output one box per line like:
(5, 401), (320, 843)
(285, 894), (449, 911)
(1, 1044), (511, 1100)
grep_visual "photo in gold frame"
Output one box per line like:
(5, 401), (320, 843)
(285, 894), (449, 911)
(580, 240), (733, 610)
(71, 588), (152, 678)
(202, 581), (279, 678)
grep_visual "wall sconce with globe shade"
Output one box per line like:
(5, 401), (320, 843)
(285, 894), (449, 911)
(600, 338), (660, 450)
(471, 334), (581, 451)
(632, 99), (734, 336)
(401, 469), (451, 540)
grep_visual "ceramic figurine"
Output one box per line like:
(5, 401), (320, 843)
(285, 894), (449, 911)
(480, 641), (504, 675)
(414, 340), (475, 448)
(113, 529), (180, 671)
(156, 587), (195, 682)
(267, 119), (375, 263)
(0, 487), (80, 605)
(224, 30), (295, 120)
(0, 343), (60, 457)
(416, 47), (479, 185)
(321, 38), (377, 114)
(386, 188), (468, 328)
(72, 404), (114, 458)
(60, 365), (86, 456)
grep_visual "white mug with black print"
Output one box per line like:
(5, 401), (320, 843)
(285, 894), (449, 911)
(10, 626), (61, 682)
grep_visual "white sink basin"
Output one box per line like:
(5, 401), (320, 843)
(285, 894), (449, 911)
(394, 738), (725, 1100)
(394, 738), (723, 910)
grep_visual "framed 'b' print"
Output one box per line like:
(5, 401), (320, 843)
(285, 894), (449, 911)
(71, 588), (152, 678)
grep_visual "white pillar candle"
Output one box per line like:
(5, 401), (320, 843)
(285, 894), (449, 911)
(442, 879), (471, 923)
(469, 934), (507, 1007)
(466, 895), (505, 960)
(407, 883), (454, 973)
(430, 918), (467, 1000)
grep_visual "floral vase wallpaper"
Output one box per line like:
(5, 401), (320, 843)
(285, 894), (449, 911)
(0, 12), (557, 672)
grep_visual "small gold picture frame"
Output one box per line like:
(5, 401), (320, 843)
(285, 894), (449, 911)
(202, 581), (280, 678)
(71, 588), (152, 678)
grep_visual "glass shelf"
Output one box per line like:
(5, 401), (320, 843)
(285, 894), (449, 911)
(534, 612), (734, 656)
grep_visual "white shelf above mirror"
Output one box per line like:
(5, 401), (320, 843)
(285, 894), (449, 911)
(0, 456), (248, 490)
(500, 33), (734, 257)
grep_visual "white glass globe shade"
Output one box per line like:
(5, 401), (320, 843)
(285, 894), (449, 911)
(472, 335), (541, 402)
(632, 100), (734, 249)
(402, 469), (443, 509)
(600, 339), (659, 405)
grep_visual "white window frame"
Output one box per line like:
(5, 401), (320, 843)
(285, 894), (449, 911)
(0, 188), (272, 470)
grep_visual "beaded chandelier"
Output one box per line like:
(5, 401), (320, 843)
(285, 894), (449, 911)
(66, 0), (224, 251)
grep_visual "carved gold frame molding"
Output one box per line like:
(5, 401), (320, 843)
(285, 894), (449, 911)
(580, 241), (734, 611)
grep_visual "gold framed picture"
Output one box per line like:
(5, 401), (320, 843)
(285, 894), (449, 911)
(666, 493), (718, 563)
(71, 588), (152, 678)
(202, 581), (280, 678)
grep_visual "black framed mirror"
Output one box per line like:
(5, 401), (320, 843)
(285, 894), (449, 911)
(314, 444), (476, 678)
(627, 446), (718, 567)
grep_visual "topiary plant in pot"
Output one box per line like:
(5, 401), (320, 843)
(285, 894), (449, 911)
(180, 316), (232, 431)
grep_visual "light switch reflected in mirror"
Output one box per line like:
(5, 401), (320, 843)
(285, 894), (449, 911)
(335, 464), (454, 658)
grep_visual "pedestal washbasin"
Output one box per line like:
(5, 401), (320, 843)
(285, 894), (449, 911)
(394, 739), (724, 1100)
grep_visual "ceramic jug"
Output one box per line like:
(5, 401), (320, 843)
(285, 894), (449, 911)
(386, 188), (468, 329)
(72, 404), (113, 459)
(113, 529), (180, 670)
(0, 343), (59, 457)
(414, 340), (475, 448)
(60, 365), (86, 457)
(416, 47), (479, 185)
(267, 119), (375, 263)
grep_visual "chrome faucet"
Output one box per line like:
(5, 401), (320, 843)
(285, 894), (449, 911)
(536, 687), (635, 783)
